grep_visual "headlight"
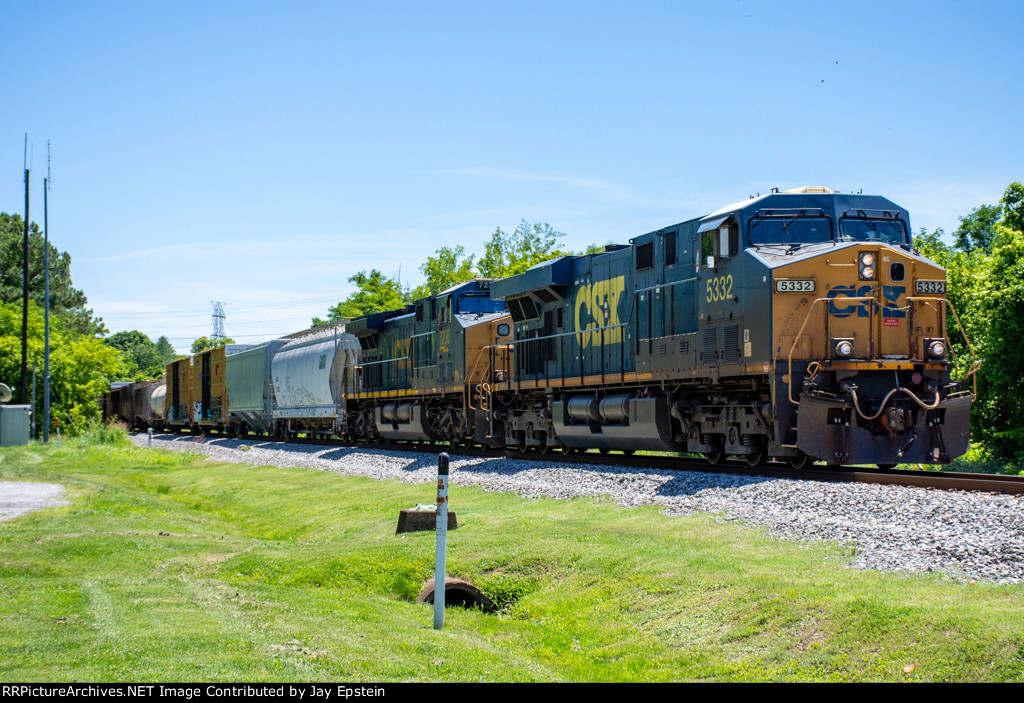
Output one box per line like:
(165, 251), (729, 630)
(834, 340), (854, 358)
(859, 252), (877, 280)
(928, 340), (946, 358)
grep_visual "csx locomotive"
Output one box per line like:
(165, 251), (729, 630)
(104, 187), (972, 468)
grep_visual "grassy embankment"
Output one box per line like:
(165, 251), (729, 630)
(0, 430), (1022, 682)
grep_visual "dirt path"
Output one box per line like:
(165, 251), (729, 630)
(0, 482), (68, 522)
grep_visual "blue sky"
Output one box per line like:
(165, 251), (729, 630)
(3, 1), (1022, 352)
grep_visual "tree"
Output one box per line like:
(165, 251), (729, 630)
(476, 220), (571, 278)
(1001, 181), (1024, 233)
(584, 242), (615, 254)
(953, 204), (1002, 254)
(917, 181), (1024, 465)
(419, 245), (476, 296)
(190, 336), (236, 354)
(155, 335), (177, 365)
(0, 299), (127, 434)
(0, 212), (106, 336)
(104, 330), (166, 379)
(974, 195), (1024, 461)
(313, 270), (408, 326)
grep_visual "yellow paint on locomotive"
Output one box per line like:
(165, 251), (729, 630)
(574, 274), (626, 348)
(771, 244), (949, 364)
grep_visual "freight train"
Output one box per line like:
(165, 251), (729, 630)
(103, 187), (973, 468)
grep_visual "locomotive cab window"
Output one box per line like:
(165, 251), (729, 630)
(749, 213), (832, 246)
(698, 216), (737, 269)
(702, 229), (715, 269)
(838, 217), (908, 245)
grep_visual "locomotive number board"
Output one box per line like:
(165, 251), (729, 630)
(774, 279), (816, 293)
(915, 280), (946, 295)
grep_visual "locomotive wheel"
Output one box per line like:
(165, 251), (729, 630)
(745, 451), (763, 467)
(876, 463), (897, 471)
(599, 448), (611, 455)
(558, 445), (572, 456)
(621, 449), (635, 456)
(704, 450), (724, 465)
(787, 452), (809, 469)
(538, 443), (551, 455)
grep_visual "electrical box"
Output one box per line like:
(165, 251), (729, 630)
(0, 405), (31, 447)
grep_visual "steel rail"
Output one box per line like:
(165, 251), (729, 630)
(168, 431), (1024, 496)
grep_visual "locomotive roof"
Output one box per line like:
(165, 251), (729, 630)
(702, 188), (909, 226)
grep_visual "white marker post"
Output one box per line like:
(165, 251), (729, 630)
(148, 428), (153, 447)
(434, 452), (450, 630)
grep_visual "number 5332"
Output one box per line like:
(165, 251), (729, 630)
(706, 274), (733, 302)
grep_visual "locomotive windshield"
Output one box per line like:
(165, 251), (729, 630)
(838, 217), (908, 244)
(748, 214), (832, 245)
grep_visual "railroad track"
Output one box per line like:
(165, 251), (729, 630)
(253, 434), (1024, 496)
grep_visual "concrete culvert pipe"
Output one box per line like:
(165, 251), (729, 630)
(416, 577), (496, 613)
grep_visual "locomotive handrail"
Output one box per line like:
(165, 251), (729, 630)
(634, 276), (698, 295)
(783, 294), (977, 406)
(784, 295), (879, 406)
(352, 356), (410, 368)
(906, 296), (980, 395)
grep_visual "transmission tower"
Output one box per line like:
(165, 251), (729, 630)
(211, 301), (226, 342)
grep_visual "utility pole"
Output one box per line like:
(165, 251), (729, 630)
(20, 135), (29, 405)
(43, 141), (52, 442)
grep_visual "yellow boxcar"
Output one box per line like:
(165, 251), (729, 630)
(165, 357), (193, 428)
(191, 346), (230, 429)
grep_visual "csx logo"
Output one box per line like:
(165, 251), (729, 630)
(574, 275), (625, 348)
(827, 285), (906, 318)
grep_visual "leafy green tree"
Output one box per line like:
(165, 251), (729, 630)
(476, 220), (571, 278)
(419, 245), (477, 296)
(953, 204), (1002, 254)
(0, 212), (106, 336)
(155, 335), (177, 365)
(313, 270), (408, 326)
(190, 336), (236, 354)
(1001, 181), (1024, 233)
(0, 300), (127, 434)
(104, 330), (166, 379)
(974, 208), (1024, 461)
(918, 181), (1024, 465)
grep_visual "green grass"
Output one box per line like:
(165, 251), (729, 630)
(899, 441), (1024, 475)
(1, 436), (1022, 682)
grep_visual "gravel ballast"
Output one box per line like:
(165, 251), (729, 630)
(132, 434), (1024, 585)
